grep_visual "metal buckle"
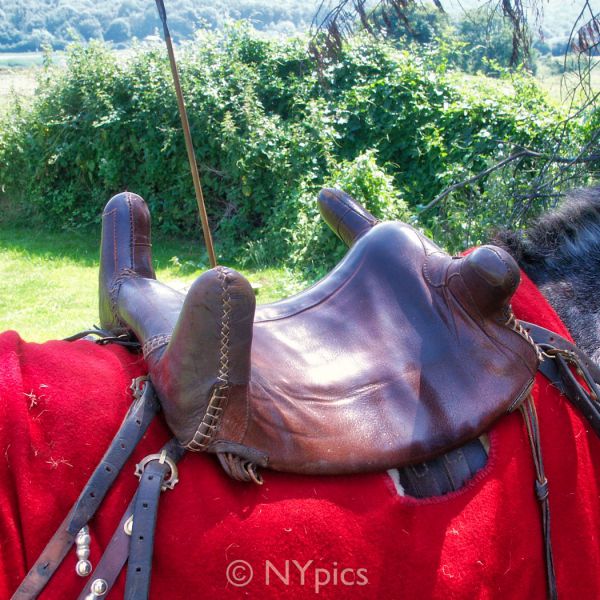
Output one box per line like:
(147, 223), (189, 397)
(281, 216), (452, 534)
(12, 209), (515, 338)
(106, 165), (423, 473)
(135, 449), (179, 491)
(130, 376), (149, 400)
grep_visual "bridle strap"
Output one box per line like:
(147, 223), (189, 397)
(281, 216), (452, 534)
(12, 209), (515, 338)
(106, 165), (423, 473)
(11, 378), (160, 600)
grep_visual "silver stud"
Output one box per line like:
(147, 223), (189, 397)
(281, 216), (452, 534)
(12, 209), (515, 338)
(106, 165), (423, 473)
(76, 559), (92, 577)
(124, 515), (133, 536)
(76, 532), (91, 546)
(75, 526), (92, 577)
(90, 578), (108, 596)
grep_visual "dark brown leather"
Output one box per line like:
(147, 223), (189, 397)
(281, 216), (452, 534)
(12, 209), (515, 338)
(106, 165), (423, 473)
(318, 188), (380, 246)
(99, 190), (539, 479)
(100, 192), (156, 332)
(99, 192), (186, 354)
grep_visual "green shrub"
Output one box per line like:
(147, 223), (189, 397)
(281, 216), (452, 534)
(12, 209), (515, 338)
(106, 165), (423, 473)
(0, 29), (588, 269)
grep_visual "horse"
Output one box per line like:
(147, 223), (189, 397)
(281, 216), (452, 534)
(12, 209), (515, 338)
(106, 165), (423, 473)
(1, 188), (599, 600)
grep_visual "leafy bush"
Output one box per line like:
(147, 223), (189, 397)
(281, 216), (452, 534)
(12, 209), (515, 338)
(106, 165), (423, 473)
(0, 29), (588, 270)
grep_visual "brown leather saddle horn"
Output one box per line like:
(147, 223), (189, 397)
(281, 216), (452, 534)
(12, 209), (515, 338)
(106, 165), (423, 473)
(99, 190), (539, 483)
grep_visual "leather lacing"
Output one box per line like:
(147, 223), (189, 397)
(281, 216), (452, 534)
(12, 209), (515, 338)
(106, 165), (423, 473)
(519, 394), (557, 600)
(505, 309), (557, 600)
(186, 267), (236, 453)
(505, 309), (546, 362)
(142, 334), (172, 359)
(218, 452), (263, 485)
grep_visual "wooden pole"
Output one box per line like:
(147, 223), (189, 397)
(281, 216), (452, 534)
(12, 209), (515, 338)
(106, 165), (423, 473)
(155, 0), (217, 268)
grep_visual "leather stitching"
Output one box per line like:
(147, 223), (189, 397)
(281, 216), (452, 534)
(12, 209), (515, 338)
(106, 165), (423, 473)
(142, 334), (172, 359)
(112, 207), (118, 277)
(491, 247), (516, 292)
(422, 253), (450, 287)
(127, 191), (135, 270)
(186, 267), (232, 451)
(109, 268), (140, 329)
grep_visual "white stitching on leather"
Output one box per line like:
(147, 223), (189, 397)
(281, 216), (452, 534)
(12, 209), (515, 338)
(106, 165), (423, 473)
(142, 334), (172, 359)
(186, 267), (231, 451)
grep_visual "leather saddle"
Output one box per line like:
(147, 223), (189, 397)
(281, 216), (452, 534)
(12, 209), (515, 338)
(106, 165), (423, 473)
(99, 189), (539, 482)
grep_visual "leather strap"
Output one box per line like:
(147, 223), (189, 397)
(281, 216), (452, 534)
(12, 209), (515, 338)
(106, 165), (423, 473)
(76, 499), (136, 600)
(397, 438), (488, 497)
(12, 378), (160, 600)
(77, 441), (185, 600)
(521, 321), (600, 381)
(551, 353), (600, 433)
(520, 395), (558, 600)
(125, 440), (185, 600)
(63, 328), (141, 350)
(521, 321), (600, 436)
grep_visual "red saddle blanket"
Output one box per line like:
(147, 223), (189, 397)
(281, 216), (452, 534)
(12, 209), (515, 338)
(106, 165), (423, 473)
(0, 272), (599, 600)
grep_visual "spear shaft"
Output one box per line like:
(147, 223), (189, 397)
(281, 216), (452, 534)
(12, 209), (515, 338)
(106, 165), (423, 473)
(155, 0), (217, 268)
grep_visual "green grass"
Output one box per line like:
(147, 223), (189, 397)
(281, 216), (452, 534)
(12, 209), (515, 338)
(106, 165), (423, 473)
(0, 67), (38, 112)
(0, 225), (310, 342)
(535, 61), (600, 104)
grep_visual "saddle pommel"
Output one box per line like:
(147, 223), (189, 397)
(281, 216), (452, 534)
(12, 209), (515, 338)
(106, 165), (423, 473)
(459, 246), (521, 317)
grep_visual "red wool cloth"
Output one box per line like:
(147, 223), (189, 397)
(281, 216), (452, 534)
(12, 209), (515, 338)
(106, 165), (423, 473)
(0, 271), (599, 600)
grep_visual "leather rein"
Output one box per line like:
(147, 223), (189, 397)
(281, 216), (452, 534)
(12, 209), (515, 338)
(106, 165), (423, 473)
(11, 321), (600, 600)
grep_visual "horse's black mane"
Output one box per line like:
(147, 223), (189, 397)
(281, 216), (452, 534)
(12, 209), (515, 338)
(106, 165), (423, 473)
(493, 186), (600, 361)
(493, 186), (600, 278)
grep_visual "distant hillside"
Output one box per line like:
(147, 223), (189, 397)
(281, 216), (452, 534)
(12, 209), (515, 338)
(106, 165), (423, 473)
(1, 0), (598, 53)
(446, 0), (600, 54)
(0, 0), (321, 51)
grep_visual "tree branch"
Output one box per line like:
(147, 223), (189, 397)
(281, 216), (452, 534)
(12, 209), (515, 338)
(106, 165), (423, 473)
(419, 149), (600, 214)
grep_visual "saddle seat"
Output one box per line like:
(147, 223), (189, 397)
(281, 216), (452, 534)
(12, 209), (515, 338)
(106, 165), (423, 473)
(100, 191), (539, 482)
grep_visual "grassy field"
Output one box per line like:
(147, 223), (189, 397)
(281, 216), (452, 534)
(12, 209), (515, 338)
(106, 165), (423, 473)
(0, 67), (38, 112)
(535, 60), (600, 104)
(0, 225), (309, 342)
(0, 52), (54, 112)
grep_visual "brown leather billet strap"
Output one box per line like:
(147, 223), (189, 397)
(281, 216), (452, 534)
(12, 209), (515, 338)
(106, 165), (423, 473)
(77, 440), (185, 600)
(397, 438), (488, 498)
(11, 510), (80, 600)
(521, 321), (600, 436)
(125, 439), (185, 600)
(67, 379), (160, 535)
(12, 378), (160, 600)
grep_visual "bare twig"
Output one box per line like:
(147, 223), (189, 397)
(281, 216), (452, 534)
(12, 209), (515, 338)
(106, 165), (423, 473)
(420, 149), (600, 213)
